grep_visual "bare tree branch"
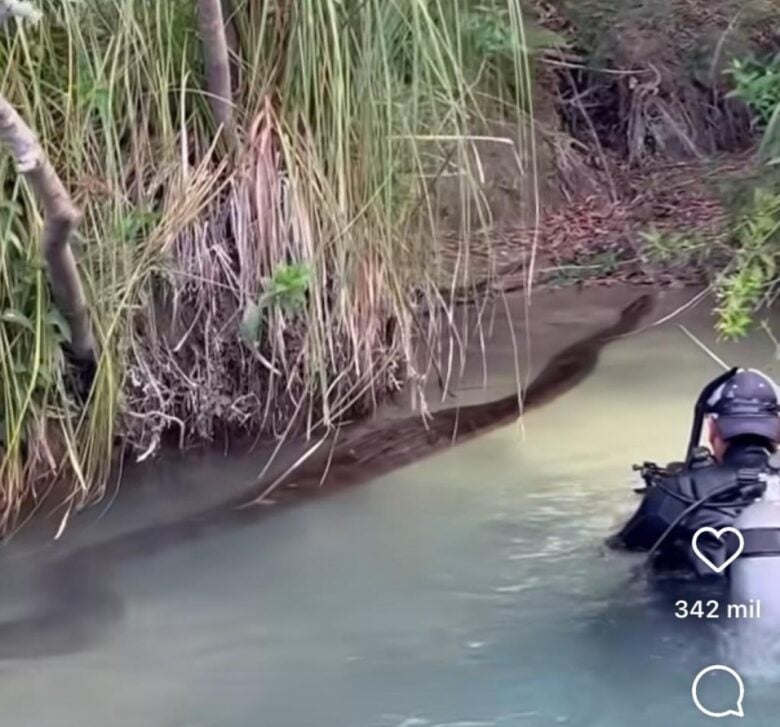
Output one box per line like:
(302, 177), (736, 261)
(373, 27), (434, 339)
(221, 0), (240, 81)
(0, 0), (96, 385)
(196, 0), (236, 145)
(0, 94), (96, 362)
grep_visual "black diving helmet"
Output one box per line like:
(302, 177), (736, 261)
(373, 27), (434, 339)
(685, 367), (780, 464)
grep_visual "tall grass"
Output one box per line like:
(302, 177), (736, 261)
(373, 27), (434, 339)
(0, 0), (537, 533)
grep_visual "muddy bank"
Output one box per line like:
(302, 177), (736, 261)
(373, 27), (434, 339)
(17, 285), (710, 547)
(16, 287), (667, 542)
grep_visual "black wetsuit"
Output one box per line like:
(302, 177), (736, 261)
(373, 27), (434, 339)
(613, 440), (772, 576)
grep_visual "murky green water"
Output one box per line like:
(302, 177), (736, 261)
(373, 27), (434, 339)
(2, 288), (780, 726)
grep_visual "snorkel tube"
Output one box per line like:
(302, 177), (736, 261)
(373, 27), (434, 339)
(684, 367), (738, 465)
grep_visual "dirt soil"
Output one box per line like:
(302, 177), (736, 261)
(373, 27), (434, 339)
(523, 149), (757, 285)
(448, 0), (779, 295)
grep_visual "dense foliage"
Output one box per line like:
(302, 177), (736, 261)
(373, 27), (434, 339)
(0, 0), (537, 531)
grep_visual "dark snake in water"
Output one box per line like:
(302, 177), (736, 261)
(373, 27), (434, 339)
(0, 293), (655, 659)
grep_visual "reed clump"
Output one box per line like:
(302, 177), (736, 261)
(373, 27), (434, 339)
(0, 0), (539, 534)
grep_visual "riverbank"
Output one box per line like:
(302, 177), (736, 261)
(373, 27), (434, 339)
(17, 285), (707, 546)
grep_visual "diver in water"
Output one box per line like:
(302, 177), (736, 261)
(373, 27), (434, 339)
(609, 368), (780, 577)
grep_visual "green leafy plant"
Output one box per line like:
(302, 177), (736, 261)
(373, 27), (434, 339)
(639, 227), (708, 265)
(263, 262), (311, 313)
(715, 187), (780, 338)
(463, 6), (564, 59)
(726, 56), (780, 126)
(240, 262), (312, 344)
(458, 4), (566, 106)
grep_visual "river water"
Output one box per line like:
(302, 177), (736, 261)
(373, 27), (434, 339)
(1, 287), (780, 726)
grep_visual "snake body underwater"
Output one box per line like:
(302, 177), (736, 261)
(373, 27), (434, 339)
(0, 293), (655, 659)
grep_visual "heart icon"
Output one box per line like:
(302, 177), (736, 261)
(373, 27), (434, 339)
(691, 527), (745, 574)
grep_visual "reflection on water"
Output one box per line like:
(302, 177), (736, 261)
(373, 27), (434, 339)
(0, 288), (779, 726)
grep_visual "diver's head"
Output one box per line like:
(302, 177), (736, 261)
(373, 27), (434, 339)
(703, 369), (780, 461)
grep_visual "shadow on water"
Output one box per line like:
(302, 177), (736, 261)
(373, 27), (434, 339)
(0, 294), (657, 661)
